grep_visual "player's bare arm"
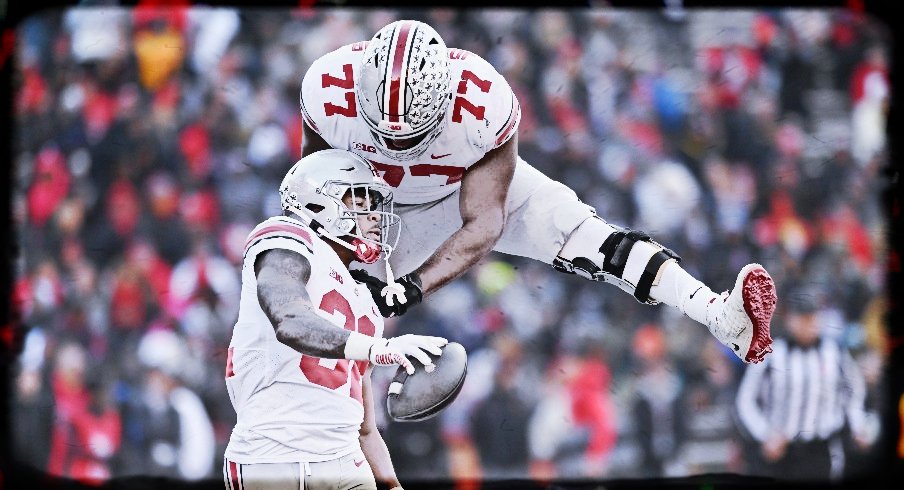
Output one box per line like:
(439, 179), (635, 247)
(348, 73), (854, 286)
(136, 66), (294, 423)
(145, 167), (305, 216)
(358, 367), (402, 489)
(255, 248), (352, 358)
(301, 121), (332, 157)
(414, 134), (517, 296)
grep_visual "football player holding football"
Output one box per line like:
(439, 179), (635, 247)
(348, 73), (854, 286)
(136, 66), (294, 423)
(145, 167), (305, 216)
(223, 149), (446, 490)
(300, 20), (777, 364)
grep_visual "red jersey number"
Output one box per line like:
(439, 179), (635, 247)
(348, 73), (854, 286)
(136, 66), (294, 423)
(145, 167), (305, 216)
(321, 64), (357, 118)
(452, 70), (491, 123)
(368, 160), (466, 188)
(298, 289), (376, 404)
(410, 164), (465, 185)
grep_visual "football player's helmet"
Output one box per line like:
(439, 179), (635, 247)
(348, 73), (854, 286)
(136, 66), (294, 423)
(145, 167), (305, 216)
(356, 20), (452, 161)
(280, 149), (400, 263)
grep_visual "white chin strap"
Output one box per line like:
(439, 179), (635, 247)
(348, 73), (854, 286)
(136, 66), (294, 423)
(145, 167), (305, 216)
(381, 258), (408, 307)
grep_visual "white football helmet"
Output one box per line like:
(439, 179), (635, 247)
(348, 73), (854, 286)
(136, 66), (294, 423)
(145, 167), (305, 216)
(356, 20), (452, 161)
(280, 149), (400, 264)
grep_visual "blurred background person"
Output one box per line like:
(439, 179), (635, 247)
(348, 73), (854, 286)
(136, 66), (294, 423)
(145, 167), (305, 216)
(735, 285), (877, 482)
(673, 338), (745, 475)
(46, 340), (122, 484)
(848, 44), (889, 168)
(468, 330), (533, 480)
(527, 345), (617, 479)
(12, 328), (55, 472)
(628, 323), (683, 478)
(116, 328), (216, 480)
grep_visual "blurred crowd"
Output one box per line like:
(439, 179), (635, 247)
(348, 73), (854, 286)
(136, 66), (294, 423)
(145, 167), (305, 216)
(11, 6), (891, 484)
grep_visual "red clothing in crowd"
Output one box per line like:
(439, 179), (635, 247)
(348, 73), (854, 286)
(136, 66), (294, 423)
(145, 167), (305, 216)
(568, 358), (617, 467)
(179, 123), (213, 180)
(109, 271), (151, 331)
(820, 205), (874, 273)
(701, 45), (763, 109)
(106, 179), (142, 237)
(753, 190), (814, 255)
(47, 374), (122, 485)
(850, 54), (889, 105)
(27, 147), (71, 227)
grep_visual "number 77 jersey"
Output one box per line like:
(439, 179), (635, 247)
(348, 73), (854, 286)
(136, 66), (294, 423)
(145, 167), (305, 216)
(301, 42), (521, 205)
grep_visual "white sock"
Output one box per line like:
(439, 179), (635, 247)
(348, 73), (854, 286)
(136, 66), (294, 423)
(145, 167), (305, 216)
(650, 261), (720, 327)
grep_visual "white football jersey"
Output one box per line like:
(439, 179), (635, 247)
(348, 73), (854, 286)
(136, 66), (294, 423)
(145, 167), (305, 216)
(301, 43), (520, 204)
(224, 216), (384, 464)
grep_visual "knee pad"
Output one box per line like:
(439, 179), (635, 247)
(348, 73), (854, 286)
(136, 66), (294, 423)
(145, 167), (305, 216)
(553, 218), (681, 304)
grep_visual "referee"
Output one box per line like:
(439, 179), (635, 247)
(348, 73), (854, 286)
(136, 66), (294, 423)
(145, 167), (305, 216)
(734, 286), (875, 482)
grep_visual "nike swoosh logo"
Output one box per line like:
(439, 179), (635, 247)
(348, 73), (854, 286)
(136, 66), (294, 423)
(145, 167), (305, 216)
(354, 459), (365, 467)
(689, 286), (703, 300)
(430, 153), (452, 159)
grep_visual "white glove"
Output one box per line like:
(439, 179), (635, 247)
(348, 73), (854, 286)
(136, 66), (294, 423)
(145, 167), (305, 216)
(345, 332), (447, 375)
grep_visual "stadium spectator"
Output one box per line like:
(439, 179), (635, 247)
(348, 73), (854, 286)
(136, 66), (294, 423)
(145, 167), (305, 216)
(735, 285), (875, 482)
(674, 339), (745, 475)
(629, 323), (683, 478)
(12, 328), (55, 471)
(849, 45), (889, 167)
(528, 348), (617, 479)
(468, 331), (533, 479)
(47, 341), (122, 484)
(117, 328), (216, 480)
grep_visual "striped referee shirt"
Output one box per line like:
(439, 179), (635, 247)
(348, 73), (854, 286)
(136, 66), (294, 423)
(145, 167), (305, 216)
(735, 337), (869, 443)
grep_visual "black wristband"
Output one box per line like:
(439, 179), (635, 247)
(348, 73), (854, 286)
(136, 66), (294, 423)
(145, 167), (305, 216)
(403, 272), (423, 298)
(385, 273), (422, 317)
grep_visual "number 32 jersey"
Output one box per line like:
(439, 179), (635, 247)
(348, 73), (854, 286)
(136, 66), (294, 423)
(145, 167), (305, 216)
(301, 42), (521, 204)
(224, 216), (383, 463)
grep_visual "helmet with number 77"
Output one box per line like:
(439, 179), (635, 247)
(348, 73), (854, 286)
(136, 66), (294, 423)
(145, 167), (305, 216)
(279, 149), (400, 264)
(355, 20), (452, 161)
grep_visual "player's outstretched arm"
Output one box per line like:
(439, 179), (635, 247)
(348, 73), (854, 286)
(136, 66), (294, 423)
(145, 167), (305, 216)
(359, 368), (403, 490)
(301, 121), (333, 157)
(415, 134), (517, 296)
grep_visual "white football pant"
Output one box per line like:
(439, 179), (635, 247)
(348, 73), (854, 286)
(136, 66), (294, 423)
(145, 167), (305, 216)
(361, 157), (596, 279)
(223, 450), (376, 490)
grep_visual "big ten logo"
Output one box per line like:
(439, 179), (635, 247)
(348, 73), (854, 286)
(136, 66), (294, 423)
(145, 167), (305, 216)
(353, 142), (377, 153)
(448, 48), (470, 60)
(329, 268), (344, 284)
(351, 41), (369, 52)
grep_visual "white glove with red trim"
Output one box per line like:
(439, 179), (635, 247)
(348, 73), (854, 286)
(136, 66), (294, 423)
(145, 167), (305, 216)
(344, 332), (447, 375)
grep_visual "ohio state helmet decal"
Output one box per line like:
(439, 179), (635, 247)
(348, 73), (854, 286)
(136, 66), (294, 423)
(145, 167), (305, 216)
(356, 20), (452, 160)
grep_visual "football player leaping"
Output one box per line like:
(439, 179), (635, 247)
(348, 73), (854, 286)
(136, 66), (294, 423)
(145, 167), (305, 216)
(223, 149), (446, 490)
(300, 20), (777, 364)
